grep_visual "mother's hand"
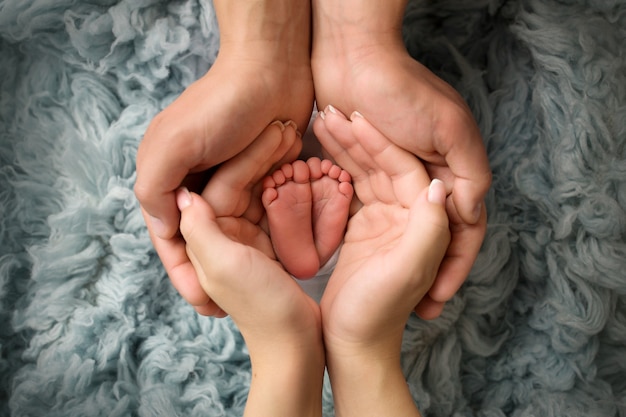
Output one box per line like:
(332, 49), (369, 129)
(176, 123), (324, 416)
(314, 109), (450, 352)
(313, 108), (450, 417)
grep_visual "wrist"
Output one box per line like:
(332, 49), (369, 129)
(246, 332), (325, 417)
(214, 0), (311, 65)
(325, 347), (421, 417)
(311, 0), (407, 61)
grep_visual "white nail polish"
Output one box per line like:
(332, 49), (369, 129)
(176, 187), (192, 210)
(270, 120), (286, 131)
(350, 111), (363, 120)
(428, 179), (446, 205)
(284, 120), (298, 131)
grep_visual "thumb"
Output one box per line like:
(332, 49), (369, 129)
(177, 187), (240, 293)
(400, 179), (451, 279)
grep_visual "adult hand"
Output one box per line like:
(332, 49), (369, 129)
(149, 121), (302, 315)
(311, 0), (490, 318)
(178, 187), (324, 417)
(178, 188), (321, 344)
(314, 109), (450, 416)
(135, 0), (314, 306)
(176, 123), (324, 417)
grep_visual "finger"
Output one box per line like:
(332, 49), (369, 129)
(428, 203), (487, 302)
(438, 114), (492, 225)
(350, 112), (425, 180)
(142, 206), (221, 313)
(379, 179), (450, 310)
(202, 121), (287, 217)
(313, 108), (357, 170)
(179, 188), (300, 320)
(178, 188), (247, 295)
(413, 295), (445, 320)
(195, 304), (228, 317)
(135, 170), (185, 241)
(452, 173), (491, 225)
(399, 179), (451, 273)
(244, 122), (302, 222)
(350, 112), (430, 207)
(135, 103), (222, 239)
(315, 108), (377, 203)
(271, 120), (303, 168)
(323, 107), (376, 177)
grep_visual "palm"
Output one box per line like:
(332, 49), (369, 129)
(314, 110), (447, 348)
(321, 203), (423, 345)
(313, 44), (489, 318)
(190, 123), (321, 335)
(213, 216), (319, 335)
(215, 216), (275, 260)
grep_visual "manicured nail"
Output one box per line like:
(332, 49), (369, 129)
(350, 111), (363, 120)
(284, 120), (298, 131)
(428, 179), (446, 205)
(326, 104), (337, 114)
(149, 216), (168, 238)
(176, 187), (192, 210)
(318, 110), (326, 120)
(471, 202), (483, 223)
(270, 120), (286, 131)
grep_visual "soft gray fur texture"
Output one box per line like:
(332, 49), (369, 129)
(1, 0), (625, 416)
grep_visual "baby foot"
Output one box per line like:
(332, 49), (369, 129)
(306, 157), (353, 267)
(262, 158), (353, 279)
(262, 160), (319, 279)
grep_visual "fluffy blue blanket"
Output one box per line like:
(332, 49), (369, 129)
(1, 1), (625, 415)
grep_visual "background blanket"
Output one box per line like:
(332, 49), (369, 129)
(1, 0), (625, 415)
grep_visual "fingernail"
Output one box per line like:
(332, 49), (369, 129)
(471, 202), (483, 223)
(176, 187), (192, 210)
(318, 110), (326, 120)
(326, 104), (337, 114)
(149, 216), (168, 238)
(284, 120), (298, 131)
(428, 179), (446, 205)
(350, 111), (363, 120)
(270, 120), (286, 131)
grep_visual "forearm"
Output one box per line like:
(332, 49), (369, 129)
(244, 335), (325, 417)
(214, 0), (311, 63)
(325, 344), (421, 417)
(312, 0), (407, 43)
(311, 0), (408, 72)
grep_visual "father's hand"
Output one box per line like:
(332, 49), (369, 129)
(312, 1), (490, 317)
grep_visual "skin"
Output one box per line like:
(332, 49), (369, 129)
(147, 121), (303, 315)
(179, 189), (324, 417)
(315, 108), (450, 417)
(178, 124), (323, 417)
(178, 110), (450, 416)
(311, 0), (491, 318)
(262, 157), (353, 279)
(135, 0), (314, 313)
(136, 0), (491, 320)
